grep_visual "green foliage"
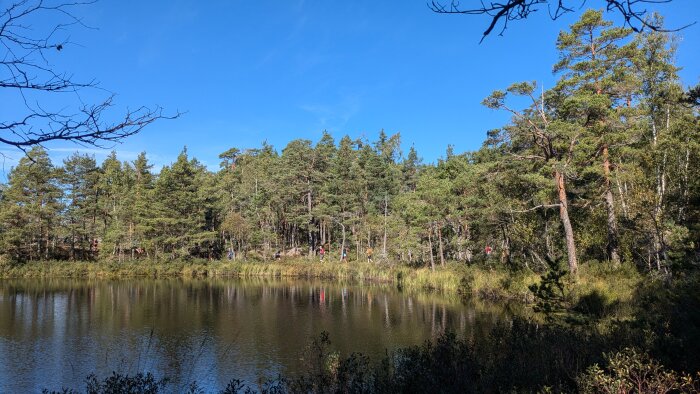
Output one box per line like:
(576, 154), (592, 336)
(0, 147), (62, 261)
(529, 259), (570, 318)
(573, 290), (609, 318)
(579, 348), (699, 393)
(630, 272), (700, 372)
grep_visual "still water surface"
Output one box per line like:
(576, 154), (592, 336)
(0, 278), (514, 392)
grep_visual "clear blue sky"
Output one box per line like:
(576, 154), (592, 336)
(1, 0), (698, 177)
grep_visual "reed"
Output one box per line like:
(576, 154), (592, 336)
(0, 258), (641, 305)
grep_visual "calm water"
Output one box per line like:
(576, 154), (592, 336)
(0, 278), (514, 392)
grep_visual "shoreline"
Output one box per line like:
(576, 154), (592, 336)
(0, 258), (540, 302)
(0, 258), (642, 306)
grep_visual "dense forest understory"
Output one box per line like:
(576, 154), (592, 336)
(3, 10), (700, 393)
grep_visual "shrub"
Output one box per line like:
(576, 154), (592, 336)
(578, 348), (699, 393)
(42, 372), (168, 394)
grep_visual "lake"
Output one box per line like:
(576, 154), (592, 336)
(0, 278), (515, 392)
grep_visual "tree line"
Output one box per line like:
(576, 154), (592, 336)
(1, 11), (698, 274)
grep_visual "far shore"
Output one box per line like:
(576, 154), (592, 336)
(0, 258), (642, 306)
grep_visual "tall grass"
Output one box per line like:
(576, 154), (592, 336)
(0, 258), (527, 297)
(0, 258), (643, 306)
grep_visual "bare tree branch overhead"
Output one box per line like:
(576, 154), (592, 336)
(1, 0), (178, 152)
(428, 0), (695, 42)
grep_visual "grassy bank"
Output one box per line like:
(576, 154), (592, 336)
(0, 258), (527, 296)
(0, 258), (644, 306)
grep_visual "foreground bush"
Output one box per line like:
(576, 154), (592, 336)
(579, 348), (699, 393)
(42, 372), (168, 394)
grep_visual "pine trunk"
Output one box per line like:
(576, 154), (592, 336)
(428, 225), (435, 271)
(500, 224), (511, 267)
(382, 194), (388, 259)
(602, 145), (620, 266)
(555, 171), (578, 274)
(437, 225), (445, 267)
(340, 222), (346, 262)
(307, 188), (313, 257)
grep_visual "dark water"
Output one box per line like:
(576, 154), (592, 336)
(0, 278), (514, 392)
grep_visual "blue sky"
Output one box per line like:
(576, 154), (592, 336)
(1, 0), (698, 178)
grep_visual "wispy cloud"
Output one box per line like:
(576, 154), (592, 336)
(257, 11), (309, 69)
(299, 93), (361, 132)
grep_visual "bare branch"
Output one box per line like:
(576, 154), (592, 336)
(508, 152), (548, 161)
(510, 203), (561, 213)
(0, 96), (181, 148)
(1, 1), (177, 151)
(429, 0), (694, 41)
